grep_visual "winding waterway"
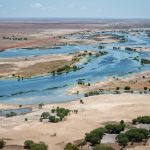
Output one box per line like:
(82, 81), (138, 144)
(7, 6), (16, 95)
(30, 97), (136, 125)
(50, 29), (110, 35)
(0, 31), (150, 105)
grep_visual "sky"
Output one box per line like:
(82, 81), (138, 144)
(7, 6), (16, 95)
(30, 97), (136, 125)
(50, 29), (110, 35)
(0, 0), (150, 19)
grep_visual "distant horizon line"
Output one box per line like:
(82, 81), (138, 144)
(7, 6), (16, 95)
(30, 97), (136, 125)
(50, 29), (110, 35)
(0, 17), (150, 20)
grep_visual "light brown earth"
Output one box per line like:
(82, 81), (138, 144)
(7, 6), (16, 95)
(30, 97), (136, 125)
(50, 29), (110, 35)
(0, 54), (73, 78)
(0, 94), (150, 150)
(68, 71), (150, 94)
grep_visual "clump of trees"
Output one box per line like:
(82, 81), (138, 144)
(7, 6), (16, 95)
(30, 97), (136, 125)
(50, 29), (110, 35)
(49, 107), (70, 123)
(0, 139), (6, 149)
(116, 128), (150, 146)
(132, 116), (150, 124)
(105, 121), (125, 134)
(64, 143), (79, 150)
(85, 128), (105, 145)
(24, 140), (48, 150)
(141, 59), (150, 65)
(52, 65), (80, 76)
(125, 47), (136, 51)
(41, 112), (50, 119)
(93, 145), (115, 150)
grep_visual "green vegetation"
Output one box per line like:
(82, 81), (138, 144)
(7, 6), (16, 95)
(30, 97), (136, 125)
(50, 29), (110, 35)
(6, 111), (17, 117)
(41, 112), (50, 119)
(85, 128), (105, 145)
(49, 107), (70, 122)
(52, 65), (80, 76)
(49, 115), (59, 123)
(116, 128), (149, 146)
(24, 140), (48, 150)
(124, 86), (131, 91)
(132, 116), (150, 124)
(125, 47), (136, 51)
(0, 139), (6, 149)
(2, 36), (28, 41)
(141, 59), (150, 65)
(64, 143), (79, 150)
(98, 46), (105, 49)
(105, 122), (125, 134)
(38, 103), (44, 109)
(93, 145), (115, 150)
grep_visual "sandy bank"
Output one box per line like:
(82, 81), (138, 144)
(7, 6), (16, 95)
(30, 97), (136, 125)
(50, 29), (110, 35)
(0, 94), (150, 150)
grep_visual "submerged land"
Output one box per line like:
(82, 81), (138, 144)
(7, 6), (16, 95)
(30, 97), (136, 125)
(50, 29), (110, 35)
(0, 19), (150, 150)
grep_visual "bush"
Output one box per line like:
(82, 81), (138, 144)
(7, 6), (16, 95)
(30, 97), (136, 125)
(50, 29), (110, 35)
(93, 145), (115, 150)
(41, 112), (50, 119)
(30, 142), (48, 150)
(116, 134), (129, 147)
(105, 123), (125, 134)
(0, 140), (6, 149)
(124, 86), (131, 91)
(24, 140), (34, 149)
(116, 128), (149, 145)
(64, 143), (79, 150)
(136, 116), (150, 124)
(49, 115), (59, 123)
(85, 128), (105, 145)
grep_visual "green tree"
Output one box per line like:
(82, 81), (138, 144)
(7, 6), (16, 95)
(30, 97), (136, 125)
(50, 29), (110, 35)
(93, 145), (115, 150)
(64, 143), (79, 150)
(0, 140), (6, 149)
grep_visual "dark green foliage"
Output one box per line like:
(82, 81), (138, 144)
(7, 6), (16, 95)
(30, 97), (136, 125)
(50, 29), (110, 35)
(41, 112), (50, 119)
(85, 128), (105, 145)
(24, 140), (48, 150)
(125, 47), (136, 51)
(38, 103), (44, 109)
(124, 86), (131, 91)
(30, 142), (48, 150)
(0, 139), (6, 149)
(49, 115), (59, 123)
(24, 140), (34, 149)
(56, 107), (70, 120)
(64, 143), (79, 150)
(141, 59), (150, 65)
(116, 128), (149, 145)
(93, 145), (115, 150)
(132, 116), (150, 124)
(105, 123), (125, 134)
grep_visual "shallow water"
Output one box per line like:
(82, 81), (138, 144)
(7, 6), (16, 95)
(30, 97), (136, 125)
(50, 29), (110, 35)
(0, 31), (150, 105)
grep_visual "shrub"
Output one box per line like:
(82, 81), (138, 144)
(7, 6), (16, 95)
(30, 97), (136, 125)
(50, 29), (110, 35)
(105, 123), (125, 134)
(124, 86), (131, 91)
(116, 128), (149, 145)
(93, 145), (115, 150)
(24, 140), (34, 149)
(49, 115), (59, 123)
(30, 142), (48, 150)
(133, 116), (150, 124)
(116, 133), (129, 147)
(0, 140), (6, 149)
(41, 112), (50, 119)
(85, 128), (105, 145)
(64, 143), (79, 150)
(39, 103), (44, 109)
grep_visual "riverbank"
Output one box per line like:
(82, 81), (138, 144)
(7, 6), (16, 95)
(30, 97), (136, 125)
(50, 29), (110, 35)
(68, 70), (150, 95)
(0, 94), (150, 150)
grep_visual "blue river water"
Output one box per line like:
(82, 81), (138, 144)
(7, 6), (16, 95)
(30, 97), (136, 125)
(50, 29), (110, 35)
(0, 31), (150, 105)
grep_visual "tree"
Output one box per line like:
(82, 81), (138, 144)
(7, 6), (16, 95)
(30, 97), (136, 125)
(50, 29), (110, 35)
(0, 140), (6, 149)
(85, 128), (105, 145)
(24, 140), (34, 149)
(64, 143), (79, 150)
(41, 112), (50, 119)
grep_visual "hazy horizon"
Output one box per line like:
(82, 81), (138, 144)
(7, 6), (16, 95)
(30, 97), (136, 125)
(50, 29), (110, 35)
(0, 0), (150, 19)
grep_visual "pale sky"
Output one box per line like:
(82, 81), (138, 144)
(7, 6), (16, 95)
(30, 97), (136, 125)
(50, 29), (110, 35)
(0, 0), (150, 18)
